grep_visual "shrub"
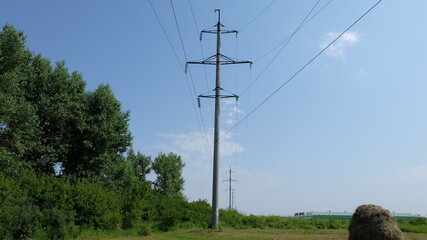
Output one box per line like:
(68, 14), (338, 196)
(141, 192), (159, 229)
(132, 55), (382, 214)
(219, 209), (245, 228)
(40, 207), (78, 240)
(73, 180), (122, 229)
(0, 201), (41, 239)
(0, 173), (41, 239)
(136, 223), (152, 236)
(155, 195), (187, 231)
(186, 199), (211, 228)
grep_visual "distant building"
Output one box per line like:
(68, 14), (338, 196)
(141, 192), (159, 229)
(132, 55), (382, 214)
(293, 211), (420, 220)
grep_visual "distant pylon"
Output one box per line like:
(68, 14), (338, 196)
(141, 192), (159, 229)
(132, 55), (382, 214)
(225, 166), (238, 211)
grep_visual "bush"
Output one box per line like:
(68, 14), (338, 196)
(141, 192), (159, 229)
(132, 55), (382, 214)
(186, 199), (211, 228)
(121, 182), (154, 228)
(73, 180), (122, 229)
(0, 201), (41, 239)
(155, 195), (187, 231)
(398, 217), (427, 233)
(136, 224), (152, 236)
(40, 207), (78, 240)
(219, 209), (245, 228)
(0, 173), (41, 239)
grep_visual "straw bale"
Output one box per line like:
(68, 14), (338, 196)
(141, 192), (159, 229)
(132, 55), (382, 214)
(348, 204), (404, 240)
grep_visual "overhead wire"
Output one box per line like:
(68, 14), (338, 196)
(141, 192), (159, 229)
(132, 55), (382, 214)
(188, 0), (214, 120)
(239, 0), (321, 96)
(237, 0), (322, 161)
(148, 0), (212, 159)
(254, 0), (334, 63)
(220, 0), (383, 140)
(238, 0), (277, 32)
(169, 0), (213, 160)
(147, 0), (183, 71)
(242, 67), (252, 168)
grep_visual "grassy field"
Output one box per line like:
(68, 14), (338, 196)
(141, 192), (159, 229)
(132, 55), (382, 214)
(78, 228), (427, 240)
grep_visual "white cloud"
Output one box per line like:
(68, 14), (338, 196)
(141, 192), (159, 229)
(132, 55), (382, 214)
(224, 118), (235, 125)
(222, 99), (243, 125)
(156, 129), (245, 165)
(154, 129), (246, 206)
(320, 31), (361, 60)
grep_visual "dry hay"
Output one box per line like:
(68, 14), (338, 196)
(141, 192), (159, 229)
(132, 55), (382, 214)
(348, 204), (404, 240)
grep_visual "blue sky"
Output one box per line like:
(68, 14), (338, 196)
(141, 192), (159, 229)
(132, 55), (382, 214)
(2, 0), (427, 216)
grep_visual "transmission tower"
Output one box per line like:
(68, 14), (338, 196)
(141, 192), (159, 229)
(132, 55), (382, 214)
(186, 9), (251, 228)
(225, 166), (238, 211)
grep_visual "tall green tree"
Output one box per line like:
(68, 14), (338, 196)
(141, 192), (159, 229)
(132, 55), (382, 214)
(152, 152), (185, 196)
(127, 149), (151, 182)
(0, 25), (132, 178)
(0, 24), (41, 172)
(61, 84), (132, 178)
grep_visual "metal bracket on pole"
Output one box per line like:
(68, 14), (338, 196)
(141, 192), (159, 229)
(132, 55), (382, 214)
(187, 54), (252, 66)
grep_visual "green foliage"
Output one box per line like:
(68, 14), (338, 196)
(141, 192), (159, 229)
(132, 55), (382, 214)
(0, 173), (41, 240)
(127, 149), (151, 182)
(0, 147), (24, 176)
(152, 152), (185, 196)
(220, 209), (245, 228)
(186, 199), (212, 228)
(219, 209), (349, 230)
(398, 218), (427, 233)
(154, 195), (188, 231)
(120, 181), (154, 228)
(73, 179), (122, 229)
(136, 223), (152, 236)
(0, 24), (132, 177)
(62, 84), (132, 179)
(39, 207), (78, 240)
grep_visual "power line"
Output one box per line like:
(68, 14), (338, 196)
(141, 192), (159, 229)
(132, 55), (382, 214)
(188, 0), (214, 120)
(238, 0), (277, 32)
(147, 0), (183, 69)
(148, 0), (212, 159)
(239, 0), (321, 96)
(169, 0), (189, 61)
(169, 0), (213, 160)
(220, 0), (383, 140)
(254, 0), (334, 63)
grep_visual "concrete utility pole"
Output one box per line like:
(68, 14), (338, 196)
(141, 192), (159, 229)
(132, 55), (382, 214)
(187, 9), (251, 228)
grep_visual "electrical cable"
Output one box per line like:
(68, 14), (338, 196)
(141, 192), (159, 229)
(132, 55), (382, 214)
(148, 0), (212, 158)
(220, 0), (383, 140)
(188, 0), (214, 120)
(238, 0), (277, 32)
(147, 0), (183, 70)
(254, 0), (334, 63)
(169, 0), (213, 160)
(239, 0), (321, 96)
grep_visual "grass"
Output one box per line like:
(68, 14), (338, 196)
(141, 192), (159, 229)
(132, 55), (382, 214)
(77, 228), (427, 240)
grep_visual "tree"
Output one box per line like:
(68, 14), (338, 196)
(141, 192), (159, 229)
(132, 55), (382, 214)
(0, 24), (42, 171)
(0, 25), (133, 178)
(152, 152), (185, 196)
(127, 149), (151, 182)
(61, 84), (132, 178)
